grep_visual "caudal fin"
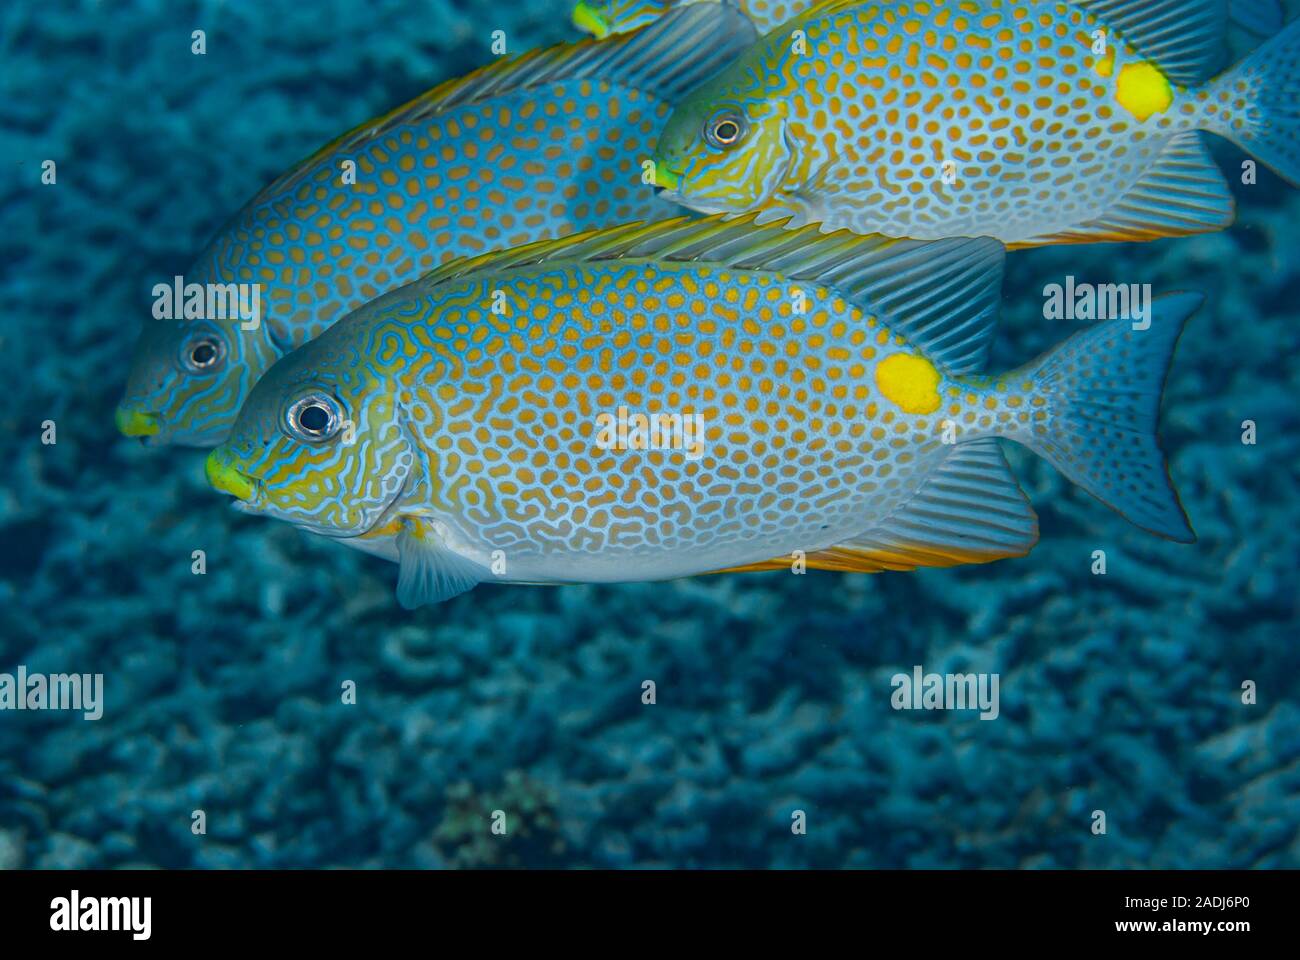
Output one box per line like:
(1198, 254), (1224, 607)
(1015, 293), (1202, 543)
(1211, 17), (1300, 186)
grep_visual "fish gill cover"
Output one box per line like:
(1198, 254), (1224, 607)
(0, 0), (1297, 869)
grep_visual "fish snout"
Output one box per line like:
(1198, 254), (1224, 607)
(653, 165), (681, 192)
(115, 403), (161, 439)
(205, 450), (258, 503)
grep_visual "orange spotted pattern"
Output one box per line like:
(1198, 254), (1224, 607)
(218, 257), (1040, 582)
(201, 80), (671, 345)
(121, 75), (677, 448)
(655, 0), (1252, 245)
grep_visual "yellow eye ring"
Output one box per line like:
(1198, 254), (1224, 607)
(704, 112), (746, 149)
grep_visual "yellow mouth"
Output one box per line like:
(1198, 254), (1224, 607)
(115, 405), (160, 438)
(653, 162), (680, 190)
(205, 450), (258, 502)
(572, 2), (610, 37)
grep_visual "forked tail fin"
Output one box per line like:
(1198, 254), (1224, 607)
(1208, 16), (1300, 186)
(1010, 292), (1202, 542)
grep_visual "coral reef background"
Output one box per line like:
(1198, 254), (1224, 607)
(1, 0), (1297, 868)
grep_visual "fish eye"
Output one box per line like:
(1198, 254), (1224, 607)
(285, 393), (342, 443)
(704, 112), (746, 149)
(182, 335), (225, 373)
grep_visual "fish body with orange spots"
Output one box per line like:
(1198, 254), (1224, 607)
(114, 4), (756, 447)
(205, 215), (1198, 608)
(652, 0), (1300, 246)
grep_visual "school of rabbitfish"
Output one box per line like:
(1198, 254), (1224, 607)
(116, 0), (1300, 607)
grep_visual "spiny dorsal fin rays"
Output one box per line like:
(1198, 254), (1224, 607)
(418, 212), (1004, 375)
(267, 3), (757, 199)
(827, 236), (1005, 374)
(422, 214), (892, 285)
(424, 2), (757, 112)
(418, 216), (691, 286)
(617, 223), (1004, 377)
(1073, 0), (1227, 86)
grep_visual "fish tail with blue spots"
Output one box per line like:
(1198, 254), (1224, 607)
(1205, 15), (1300, 185)
(987, 292), (1202, 544)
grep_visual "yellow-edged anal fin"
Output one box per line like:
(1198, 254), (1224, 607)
(1012, 131), (1233, 248)
(707, 439), (1041, 577)
(1116, 61), (1173, 121)
(705, 541), (1029, 576)
(705, 558), (794, 575)
(807, 541), (1027, 572)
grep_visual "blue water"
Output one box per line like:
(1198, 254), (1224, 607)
(1, 0), (1297, 868)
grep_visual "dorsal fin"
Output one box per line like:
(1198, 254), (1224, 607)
(421, 213), (1005, 375)
(408, 2), (757, 114)
(267, 3), (757, 197)
(1075, 0), (1227, 86)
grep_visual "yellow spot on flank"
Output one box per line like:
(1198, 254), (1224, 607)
(874, 353), (941, 414)
(1116, 61), (1172, 121)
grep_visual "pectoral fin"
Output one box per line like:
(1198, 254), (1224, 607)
(395, 519), (488, 608)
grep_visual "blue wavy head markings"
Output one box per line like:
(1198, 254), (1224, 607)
(208, 302), (422, 538)
(119, 36), (682, 447)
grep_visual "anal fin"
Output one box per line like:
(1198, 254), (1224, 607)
(1013, 132), (1234, 249)
(708, 439), (1038, 575)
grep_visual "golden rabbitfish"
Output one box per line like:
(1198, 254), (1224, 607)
(205, 215), (1198, 607)
(114, 4), (755, 447)
(652, 0), (1300, 246)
